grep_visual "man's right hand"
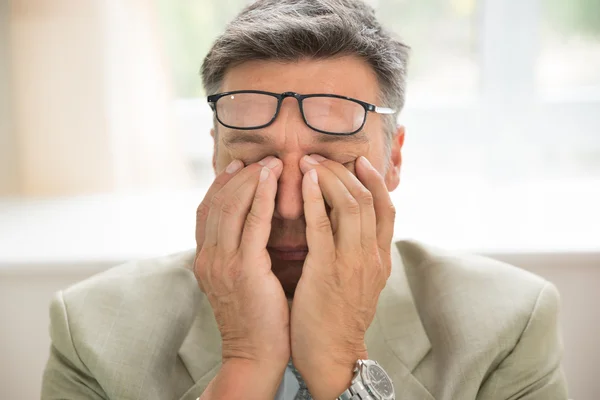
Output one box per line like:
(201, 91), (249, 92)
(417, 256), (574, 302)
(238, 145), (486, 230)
(193, 156), (289, 398)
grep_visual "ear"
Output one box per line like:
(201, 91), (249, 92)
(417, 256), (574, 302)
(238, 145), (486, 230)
(210, 128), (217, 174)
(384, 125), (405, 192)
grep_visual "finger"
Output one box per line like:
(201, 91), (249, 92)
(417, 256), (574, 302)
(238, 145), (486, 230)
(300, 156), (360, 249)
(215, 166), (263, 252)
(208, 157), (281, 253)
(203, 165), (260, 251)
(355, 156), (396, 252)
(203, 180), (253, 288)
(196, 159), (244, 250)
(240, 162), (283, 259)
(307, 155), (377, 250)
(301, 168), (335, 262)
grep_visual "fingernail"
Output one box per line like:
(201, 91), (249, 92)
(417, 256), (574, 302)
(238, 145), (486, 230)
(266, 157), (279, 169)
(310, 154), (326, 162)
(359, 156), (374, 170)
(259, 156), (275, 166)
(259, 167), (270, 182)
(304, 155), (320, 165)
(226, 159), (243, 174)
(308, 169), (318, 184)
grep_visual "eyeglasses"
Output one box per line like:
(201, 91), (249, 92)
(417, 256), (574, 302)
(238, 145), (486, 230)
(207, 90), (395, 136)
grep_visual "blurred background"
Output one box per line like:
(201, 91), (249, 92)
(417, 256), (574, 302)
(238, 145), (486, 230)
(0, 0), (599, 398)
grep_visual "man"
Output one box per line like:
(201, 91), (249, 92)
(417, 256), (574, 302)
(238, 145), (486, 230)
(41, 0), (568, 399)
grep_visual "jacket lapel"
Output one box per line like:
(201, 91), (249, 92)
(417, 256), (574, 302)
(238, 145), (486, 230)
(365, 241), (434, 399)
(178, 241), (433, 399)
(177, 287), (223, 398)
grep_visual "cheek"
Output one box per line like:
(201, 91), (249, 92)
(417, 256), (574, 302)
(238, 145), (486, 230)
(215, 152), (234, 172)
(215, 146), (257, 171)
(344, 162), (356, 175)
(362, 147), (388, 175)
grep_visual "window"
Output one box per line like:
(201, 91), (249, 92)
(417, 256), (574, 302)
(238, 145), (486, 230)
(155, 0), (600, 251)
(377, 0), (480, 103)
(538, 0), (600, 96)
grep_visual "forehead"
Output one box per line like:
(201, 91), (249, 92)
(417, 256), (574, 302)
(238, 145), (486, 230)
(221, 55), (380, 103)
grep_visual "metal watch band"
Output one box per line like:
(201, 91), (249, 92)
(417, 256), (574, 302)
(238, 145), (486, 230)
(338, 381), (374, 400)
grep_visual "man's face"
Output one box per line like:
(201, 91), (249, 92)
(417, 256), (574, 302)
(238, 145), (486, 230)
(212, 55), (403, 296)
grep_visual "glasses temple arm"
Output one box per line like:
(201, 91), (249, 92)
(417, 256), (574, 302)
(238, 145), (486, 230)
(374, 106), (396, 115)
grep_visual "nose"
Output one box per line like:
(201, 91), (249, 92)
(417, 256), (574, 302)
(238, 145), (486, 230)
(274, 158), (304, 221)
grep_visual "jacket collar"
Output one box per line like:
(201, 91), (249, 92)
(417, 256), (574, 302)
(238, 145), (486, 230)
(177, 241), (432, 398)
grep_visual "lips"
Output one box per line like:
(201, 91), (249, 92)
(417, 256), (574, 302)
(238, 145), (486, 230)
(268, 246), (309, 261)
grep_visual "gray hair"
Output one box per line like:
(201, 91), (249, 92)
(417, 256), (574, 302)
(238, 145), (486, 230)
(201, 0), (410, 147)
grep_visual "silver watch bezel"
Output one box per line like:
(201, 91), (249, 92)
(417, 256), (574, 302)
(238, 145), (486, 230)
(355, 360), (395, 400)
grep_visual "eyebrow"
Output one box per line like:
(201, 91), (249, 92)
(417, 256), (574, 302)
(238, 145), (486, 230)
(222, 130), (370, 146)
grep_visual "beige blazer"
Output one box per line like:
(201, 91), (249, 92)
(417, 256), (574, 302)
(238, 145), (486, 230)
(41, 240), (568, 399)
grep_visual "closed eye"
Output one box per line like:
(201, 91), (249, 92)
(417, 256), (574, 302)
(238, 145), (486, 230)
(240, 156), (357, 167)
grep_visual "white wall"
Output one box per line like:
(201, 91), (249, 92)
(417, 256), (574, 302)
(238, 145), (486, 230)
(0, 263), (110, 400)
(0, 254), (598, 400)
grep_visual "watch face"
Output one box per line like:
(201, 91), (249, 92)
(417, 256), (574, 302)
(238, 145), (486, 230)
(367, 364), (394, 398)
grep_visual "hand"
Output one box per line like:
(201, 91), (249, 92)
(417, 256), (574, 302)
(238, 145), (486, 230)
(194, 156), (290, 375)
(291, 154), (395, 399)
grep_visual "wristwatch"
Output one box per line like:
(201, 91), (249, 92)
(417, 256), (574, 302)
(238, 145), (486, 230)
(337, 360), (395, 400)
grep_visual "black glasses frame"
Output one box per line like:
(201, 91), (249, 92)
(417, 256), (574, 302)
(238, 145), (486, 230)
(207, 90), (395, 136)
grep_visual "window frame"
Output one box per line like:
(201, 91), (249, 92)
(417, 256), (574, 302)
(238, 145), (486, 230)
(174, 0), (600, 252)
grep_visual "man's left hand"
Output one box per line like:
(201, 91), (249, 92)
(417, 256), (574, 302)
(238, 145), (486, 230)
(291, 154), (395, 400)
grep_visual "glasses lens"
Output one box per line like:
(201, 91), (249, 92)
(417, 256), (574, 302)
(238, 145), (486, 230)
(216, 92), (278, 128)
(302, 96), (366, 134)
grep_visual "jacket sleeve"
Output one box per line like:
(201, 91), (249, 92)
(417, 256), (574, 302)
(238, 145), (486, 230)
(41, 291), (107, 400)
(476, 282), (569, 400)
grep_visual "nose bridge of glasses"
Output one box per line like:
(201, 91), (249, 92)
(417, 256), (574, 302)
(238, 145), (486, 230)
(281, 91), (302, 100)
(278, 92), (305, 118)
(280, 91), (304, 109)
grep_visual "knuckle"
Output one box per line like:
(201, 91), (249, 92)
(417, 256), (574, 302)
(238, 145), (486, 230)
(220, 194), (244, 216)
(387, 202), (397, 218)
(374, 252), (391, 274)
(193, 264), (202, 283)
(377, 262), (391, 287)
(313, 215), (332, 232)
(357, 189), (374, 207)
(344, 196), (361, 215)
(196, 201), (210, 221)
(244, 208), (264, 230)
(193, 252), (209, 282)
(385, 263), (392, 279)
(210, 193), (226, 209)
(220, 202), (239, 216)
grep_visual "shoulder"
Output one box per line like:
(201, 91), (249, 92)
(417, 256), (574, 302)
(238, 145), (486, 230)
(46, 250), (201, 397)
(396, 239), (556, 310)
(58, 249), (199, 312)
(395, 240), (560, 362)
(397, 238), (555, 287)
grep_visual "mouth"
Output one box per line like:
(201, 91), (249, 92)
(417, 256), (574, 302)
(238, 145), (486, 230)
(268, 246), (309, 261)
